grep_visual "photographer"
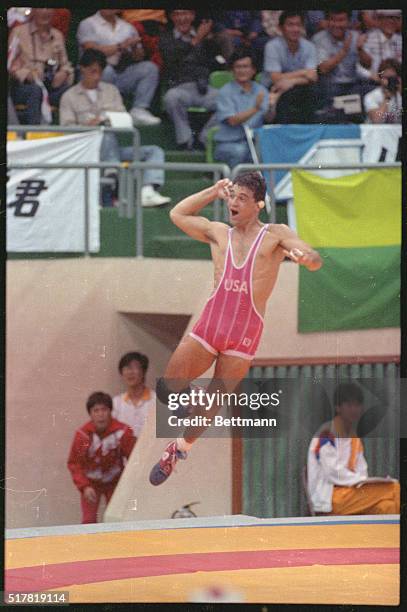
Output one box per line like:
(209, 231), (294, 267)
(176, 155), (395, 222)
(8, 8), (73, 124)
(77, 10), (161, 126)
(364, 58), (401, 123)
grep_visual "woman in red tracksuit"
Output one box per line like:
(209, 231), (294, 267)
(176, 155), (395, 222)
(67, 391), (136, 523)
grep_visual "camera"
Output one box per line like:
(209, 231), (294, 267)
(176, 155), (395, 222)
(43, 58), (58, 88)
(386, 75), (399, 94)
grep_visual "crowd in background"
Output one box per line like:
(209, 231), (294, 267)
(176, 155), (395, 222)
(6, 8), (402, 203)
(8, 8), (402, 140)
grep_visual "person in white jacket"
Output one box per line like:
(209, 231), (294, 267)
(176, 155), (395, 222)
(307, 382), (400, 515)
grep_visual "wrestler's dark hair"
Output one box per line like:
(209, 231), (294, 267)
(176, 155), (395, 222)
(79, 48), (107, 70)
(86, 391), (113, 413)
(118, 351), (149, 375)
(233, 172), (267, 203)
(333, 382), (364, 407)
(279, 11), (305, 27)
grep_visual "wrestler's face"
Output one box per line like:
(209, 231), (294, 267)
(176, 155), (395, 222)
(89, 403), (112, 434)
(227, 185), (260, 226)
(121, 360), (145, 388)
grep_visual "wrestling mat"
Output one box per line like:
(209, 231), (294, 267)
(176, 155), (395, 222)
(5, 514), (399, 605)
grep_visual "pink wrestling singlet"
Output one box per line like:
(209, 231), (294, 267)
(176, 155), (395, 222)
(190, 224), (269, 360)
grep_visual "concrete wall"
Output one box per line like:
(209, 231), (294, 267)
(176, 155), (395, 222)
(6, 258), (399, 528)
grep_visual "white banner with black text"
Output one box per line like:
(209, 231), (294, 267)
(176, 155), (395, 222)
(7, 131), (102, 252)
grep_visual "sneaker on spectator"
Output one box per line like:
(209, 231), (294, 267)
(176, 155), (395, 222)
(131, 107), (161, 126)
(141, 185), (171, 207)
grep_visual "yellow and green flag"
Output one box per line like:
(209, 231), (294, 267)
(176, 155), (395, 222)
(292, 169), (400, 333)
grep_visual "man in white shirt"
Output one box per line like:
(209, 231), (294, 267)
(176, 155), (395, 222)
(112, 352), (156, 439)
(364, 58), (401, 124)
(77, 9), (161, 126)
(60, 49), (170, 207)
(361, 9), (402, 83)
(307, 382), (400, 515)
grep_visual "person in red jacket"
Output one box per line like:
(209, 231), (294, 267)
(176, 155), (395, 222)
(67, 391), (136, 524)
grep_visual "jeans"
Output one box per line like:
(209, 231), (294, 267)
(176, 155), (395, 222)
(163, 82), (218, 145)
(10, 79), (71, 124)
(100, 132), (165, 186)
(102, 61), (159, 110)
(214, 140), (252, 169)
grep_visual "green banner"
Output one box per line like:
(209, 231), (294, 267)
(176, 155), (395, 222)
(293, 170), (401, 333)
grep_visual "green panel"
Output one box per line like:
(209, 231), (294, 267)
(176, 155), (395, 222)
(299, 246), (400, 332)
(242, 362), (399, 518)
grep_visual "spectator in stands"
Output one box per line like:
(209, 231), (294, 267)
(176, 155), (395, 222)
(121, 9), (167, 69)
(59, 49), (170, 207)
(77, 9), (161, 126)
(307, 382), (400, 515)
(360, 9), (402, 83)
(112, 352), (156, 439)
(260, 10), (283, 40)
(263, 11), (318, 123)
(160, 9), (224, 150)
(357, 11), (379, 33)
(67, 391), (135, 524)
(312, 10), (371, 119)
(305, 10), (360, 38)
(212, 11), (267, 68)
(364, 59), (402, 124)
(8, 8), (74, 125)
(214, 48), (277, 169)
(8, 7), (71, 38)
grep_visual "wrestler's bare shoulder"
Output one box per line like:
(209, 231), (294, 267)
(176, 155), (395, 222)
(263, 223), (287, 252)
(265, 223), (291, 238)
(207, 221), (230, 242)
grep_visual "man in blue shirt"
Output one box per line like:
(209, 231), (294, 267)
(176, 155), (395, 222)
(312, 10), (371, 117)
(214, 48), (275, 169)
(263, 11), (318, 123)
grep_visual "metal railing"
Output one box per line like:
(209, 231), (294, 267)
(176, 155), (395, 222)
(7, 159), (230, 257)
(127, 161), (230, 256)
(232, 162), (401, 223)
(7, 135), (400, 257)
(7, 124), (141, 161)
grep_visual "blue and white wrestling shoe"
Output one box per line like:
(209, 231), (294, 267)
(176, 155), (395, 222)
(149, 440), (187, 486)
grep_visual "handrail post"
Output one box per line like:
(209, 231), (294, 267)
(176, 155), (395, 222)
(84, 167), (89, 257)
(268, 169), (276, 224)
(135, 168), (143, 257)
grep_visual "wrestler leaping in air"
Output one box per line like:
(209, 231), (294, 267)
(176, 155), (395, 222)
(150, 172), (322, 485)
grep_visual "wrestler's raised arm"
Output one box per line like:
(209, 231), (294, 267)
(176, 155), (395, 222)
(274, 224), (322, 272)
(169, 179), (231, 243)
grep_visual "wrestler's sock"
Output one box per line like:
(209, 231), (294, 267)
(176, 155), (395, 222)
(176, 437), (193, 453)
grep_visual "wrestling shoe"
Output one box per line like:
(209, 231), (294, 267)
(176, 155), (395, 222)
(149, 441), (187, 486)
